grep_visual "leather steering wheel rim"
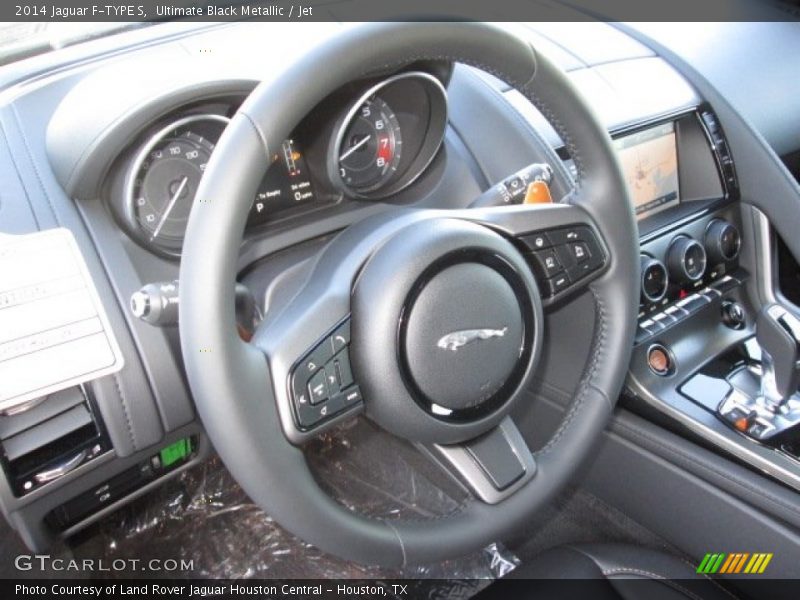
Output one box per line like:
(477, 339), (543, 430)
(179, 22), (639, 567)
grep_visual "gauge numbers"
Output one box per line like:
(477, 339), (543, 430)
(126, 114), (229, 256)
(336, 96), (402, 193)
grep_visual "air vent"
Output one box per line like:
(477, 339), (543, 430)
(0, 386), (108, 496)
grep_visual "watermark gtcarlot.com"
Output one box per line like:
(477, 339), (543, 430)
(15, 554), (194, 573)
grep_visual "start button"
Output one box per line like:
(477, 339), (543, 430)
(647, 344), (673, 376)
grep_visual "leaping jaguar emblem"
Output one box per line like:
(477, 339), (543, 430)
(436, 327), (508, 352)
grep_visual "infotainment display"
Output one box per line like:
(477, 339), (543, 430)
(614, 122), (680, 220)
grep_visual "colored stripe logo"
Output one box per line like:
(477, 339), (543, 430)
(697, 552), (773, 574)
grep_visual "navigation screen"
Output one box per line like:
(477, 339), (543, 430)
(614, 122), (680, 220)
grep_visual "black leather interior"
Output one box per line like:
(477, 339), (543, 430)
(506, 543), (736, 600)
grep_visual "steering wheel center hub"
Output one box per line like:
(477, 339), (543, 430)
(350, 217), (541, 443)
(400, 254), (526, 416)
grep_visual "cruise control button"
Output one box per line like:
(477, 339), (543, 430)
(545, 273), (570, 296)
(520, 232), (552, 250)
(569, 242), (590, 263)
(532, 249), (563, 277)
(548, 227), (585, 246)
(308, 369), (329, 405)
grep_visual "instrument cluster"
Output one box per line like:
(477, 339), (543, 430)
(111, 70), (448, 258)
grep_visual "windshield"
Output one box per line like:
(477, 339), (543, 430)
(0, 23), (148, 66)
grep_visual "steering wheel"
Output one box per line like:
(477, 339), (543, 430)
(179, 22), (638, 567)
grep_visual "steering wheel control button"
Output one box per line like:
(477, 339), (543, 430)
(535, 226), (606, 296)
(334, 353), (354, 388)
(329, 320), (351, 354)
(545, 273), (571, 296)
(338, 386), (363, 406)
(647, 344), (674, 376)
(296, 341), (333, 382)
(569, 242), (590, 263)
(308, 370), (329, 405)
(531, 249), (563, 277)
(289, 318), (363, 431)
(520, 232), (552, 250)
(520, 225), (607, 300)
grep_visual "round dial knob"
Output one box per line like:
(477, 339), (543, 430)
(667, 236), (707, 283)
(721, 300), (746, 329)
(705, 219), (741, 264)
(640, 255), (669, 303)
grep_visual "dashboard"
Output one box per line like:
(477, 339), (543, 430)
(0, 19), (799, 559)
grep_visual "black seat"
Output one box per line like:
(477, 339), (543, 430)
(498, 543), (738, 600)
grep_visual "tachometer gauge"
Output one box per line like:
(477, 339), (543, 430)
(335, 96), (402, 193)
(125, 114), (229, 256)
(329, 71), (448, 200)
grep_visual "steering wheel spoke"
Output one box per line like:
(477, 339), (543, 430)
(464, 202), (610, 308)
(421, 417), (536, 504)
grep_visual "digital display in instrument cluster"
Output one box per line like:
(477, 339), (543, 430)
(614, 122), (680, 220)
(247, 139), (316, 226)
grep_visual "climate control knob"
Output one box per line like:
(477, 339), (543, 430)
(667, 236), (707, 284)
(705, 219), (741, 264)
(640, 255), (669, 303)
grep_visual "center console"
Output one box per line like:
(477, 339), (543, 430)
(624, 107), (800, 493)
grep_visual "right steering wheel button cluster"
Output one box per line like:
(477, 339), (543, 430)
(290, 319), (362, 429)
(521, 225), (606, 300)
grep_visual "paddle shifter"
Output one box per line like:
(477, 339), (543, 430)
(757, 304), (800, 411)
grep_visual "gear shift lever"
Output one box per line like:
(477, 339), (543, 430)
(757, 304), (800, 411)
(717, 303), (800, 440)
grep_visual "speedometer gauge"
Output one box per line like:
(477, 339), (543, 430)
(125, 114), (229, 256)
(336, 96), (402, 192)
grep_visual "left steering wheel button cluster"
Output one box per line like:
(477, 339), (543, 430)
(290, 319), (362, 430)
